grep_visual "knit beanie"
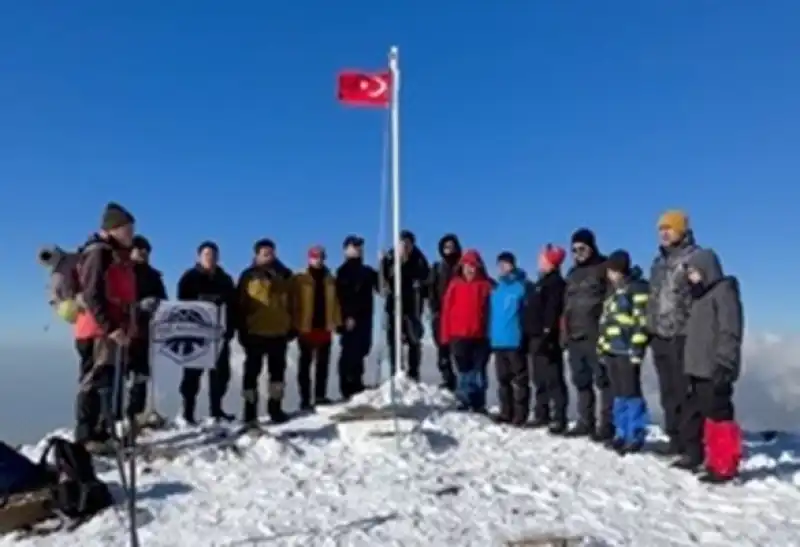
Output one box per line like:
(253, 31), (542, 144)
(253, 238), (275, 254)
(197, 240), (219, 255)
(132, 235), (151, 253)
(570, 228), (596, 248)
(657, 210), (689, 236)
(540, 244), (566, 268)
(101, 202), (135, 231)
(496, 251), (516, 267)
(460, 249), (482, 267)
(606, 249), (631, 275)
(342, 235), (364, 248)
(308, 245), (326, 260)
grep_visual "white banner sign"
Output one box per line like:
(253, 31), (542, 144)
(150, 300), (225, 370)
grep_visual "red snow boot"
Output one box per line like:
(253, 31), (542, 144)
(702, 419), (742, 482)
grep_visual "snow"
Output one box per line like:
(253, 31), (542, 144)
(5, 378), (800, 547)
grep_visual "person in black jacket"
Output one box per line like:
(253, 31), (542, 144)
(427, 233), (462, 391)
(335, 235), (378, 399)
(563, 228), (611, 441)
(176, 241), (237, 425)
(128, 235), (168, 429)
(380, 230), (430, 381)
(523, 244), (568, 434)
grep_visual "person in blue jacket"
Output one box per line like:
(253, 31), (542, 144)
(490, 252), (529, 425)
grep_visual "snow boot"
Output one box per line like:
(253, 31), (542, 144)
(623, 441), (644, 455)
(697, 469), (737, 484)
(607, 437), (626, 454)
(315, 397), (334, 406)
(528, 416), (550, 429)
(652, 438), (683, 458)
(670, 454), (704, 473)
(591, 423), (614, 444)
(300, 400), (314, 412)
(548, 421), (567, 435)
(268, 400), (290, 424)
(492, 413), (511, 425)
(242, 389), (258, 425)
(181, 399), (198, 427)
(565, 421), (594, 438)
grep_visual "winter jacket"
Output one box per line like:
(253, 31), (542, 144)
(597, 268), (650, 364)
(74, 235), (137, 340)
(293, 267), (341, 334)
(489, 269), (527, 350)
(237, 259), (295, 337)
(132, 262), (168, 339)
(523, 270), (566, 344)
(380, 246), (430, 318)
(563, 251), (608, 342)
(647, 231), (700, 339)
(427, 234), (462, 315)
(683, 249), (743, 381)
(440, 253), (492, 344)
(177, 264), (237, 340)
(335, 258), (378, 323)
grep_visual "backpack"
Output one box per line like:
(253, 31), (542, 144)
(38, 437), (113, 522)
(37, 243), (100, 324)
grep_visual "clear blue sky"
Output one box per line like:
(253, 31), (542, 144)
(2, 1), (799, 341)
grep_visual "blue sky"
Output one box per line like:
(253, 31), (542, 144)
(1, 1), (799, 341)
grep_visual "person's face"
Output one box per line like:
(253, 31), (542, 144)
(308, 255), (323, 268)
(199, 247), (218, 269)
(255, 246), (275, 265)
(442, 240), (456, 256)
(462, 264), (476, 279)
(571, 242), (592, 264)
(538, 254), (553, 273)
(111, 223), (134, 248)
(497, 261), (513, 276)
(606, 269), (622, 285)
(687, 268), (703, 285)
(344, 244), (363, 259)
(659, 226), (681, 247)
(131, 247), (149, 264)
(400, 239), (412, 258)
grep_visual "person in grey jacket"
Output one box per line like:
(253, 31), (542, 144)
(674, 248), (743, 484)
(562, 228), (611, 441)
(646, 210), (700, 456)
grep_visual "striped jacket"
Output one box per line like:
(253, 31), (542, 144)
(597, 270), (650, 363)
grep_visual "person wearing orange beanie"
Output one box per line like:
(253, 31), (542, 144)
(646, 209), (701, 462)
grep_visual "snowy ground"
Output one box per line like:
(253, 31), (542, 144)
(5, 379), (800, 547)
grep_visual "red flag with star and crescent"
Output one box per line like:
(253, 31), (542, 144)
(337, 70), (392, 107)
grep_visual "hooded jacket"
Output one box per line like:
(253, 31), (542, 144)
(597, 267), (650, 363)
(440, 250), (492, 344)
(380, 246), (430, 318)
(647, 230), (700, 338)
(489, 268), (527, 349)
(428, 234), (462, 315)
(683, 249), (743, 381)
(564, 242), (608, 341)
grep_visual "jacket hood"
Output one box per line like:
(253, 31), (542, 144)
(437, 234), (462, 259)
(499, 268), (526, 284)
(686, 248), (724, 286)
(459, 249), (488, 278)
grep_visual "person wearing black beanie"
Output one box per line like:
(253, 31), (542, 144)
(563, 226), (612, 442)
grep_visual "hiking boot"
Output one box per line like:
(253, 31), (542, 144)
(211, 410), (235, 424)
(315, 397), (334, 406)
(608, 437), (626, 454)
(510, 416), (528, 427)
(439, 380), (456, 393)
(268, 400), (290, 424)
(697, 470), (736, 484)
(492, 413), (511, 424)
(300, 400), (314, 412)
(591, 424), (614, 444)
(528, 416), (550, 429)
(670, 454), (704, 473)
(242, 401), (258, 425)
(652, 438), (683, 458)
(548, 421), (567, 435)
(623, 441), (644, 455)
(565, 422), (594, 438)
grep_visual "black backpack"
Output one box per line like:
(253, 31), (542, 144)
(39, 437), (114, 522)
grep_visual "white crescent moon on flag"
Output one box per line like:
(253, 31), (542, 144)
(367, 76), (388, 98)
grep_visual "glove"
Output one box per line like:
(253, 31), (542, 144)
(138, 297), (161, 314)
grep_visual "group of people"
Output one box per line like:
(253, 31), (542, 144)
(54, 202), (744, 486)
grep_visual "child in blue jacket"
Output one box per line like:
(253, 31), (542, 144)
(597, 250), (650, 454)
(489, 252), (529, 425)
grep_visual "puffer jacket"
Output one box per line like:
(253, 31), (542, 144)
(647, 230), (700, 339)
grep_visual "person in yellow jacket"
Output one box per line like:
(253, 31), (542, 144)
(237, 238), (296, 426)
(293, 245), (341, 410)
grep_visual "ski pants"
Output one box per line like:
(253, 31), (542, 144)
(432, 314), (456, 388)
(386, 315), (423, 380)
(605, 355), (648, 444)
(338, 325), (370, 399)
(567, 337), (611, 429)
(241, 334), (288, 403)
(494, 348), (529, 423)
(680, 376), (742, 477)
(74, 338), (123, 443)
(297, 334), (331, 404)
(451, 339), (490, 410)
(529, 336), (568, 424)
(650, 335), (688, 450)
(179, 340), (231, 416)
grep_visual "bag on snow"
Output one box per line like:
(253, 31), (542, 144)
(37, 243), (101, 324)
(0, 441), (56, 534)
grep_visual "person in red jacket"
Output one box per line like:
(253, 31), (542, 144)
(440, 250), (493, 412)
(74, 202), (138, 454)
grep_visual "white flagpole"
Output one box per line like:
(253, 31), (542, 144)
(388, 45), (402, 446)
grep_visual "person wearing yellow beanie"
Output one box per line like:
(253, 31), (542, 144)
(646, 208), (701, 461)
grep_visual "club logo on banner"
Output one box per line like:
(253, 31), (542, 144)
(150, 301), (225, 370)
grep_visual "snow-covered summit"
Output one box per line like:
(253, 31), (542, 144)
(5, 380), (800, 546)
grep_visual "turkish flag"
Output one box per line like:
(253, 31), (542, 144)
(337, 71), (392, 107)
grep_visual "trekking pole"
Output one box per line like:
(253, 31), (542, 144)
(123, 344), (140, 547)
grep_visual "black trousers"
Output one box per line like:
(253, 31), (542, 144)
(567, 338), (611, 428)
(494, 348), (529, 423)
(432, 315), (456, 387)
(679, 376), (735, 462)
(241, 335), (288, 395)
(530, 337), (568, 424)
(386, 315), (422, 380)
(338, 327), (369, 399)
(650, 335), (688, 447)
(179, 341), (231, 416)
(125, 340), (151, 418)
(297, 338), (331, 404)
(606, 355), (643, 398)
